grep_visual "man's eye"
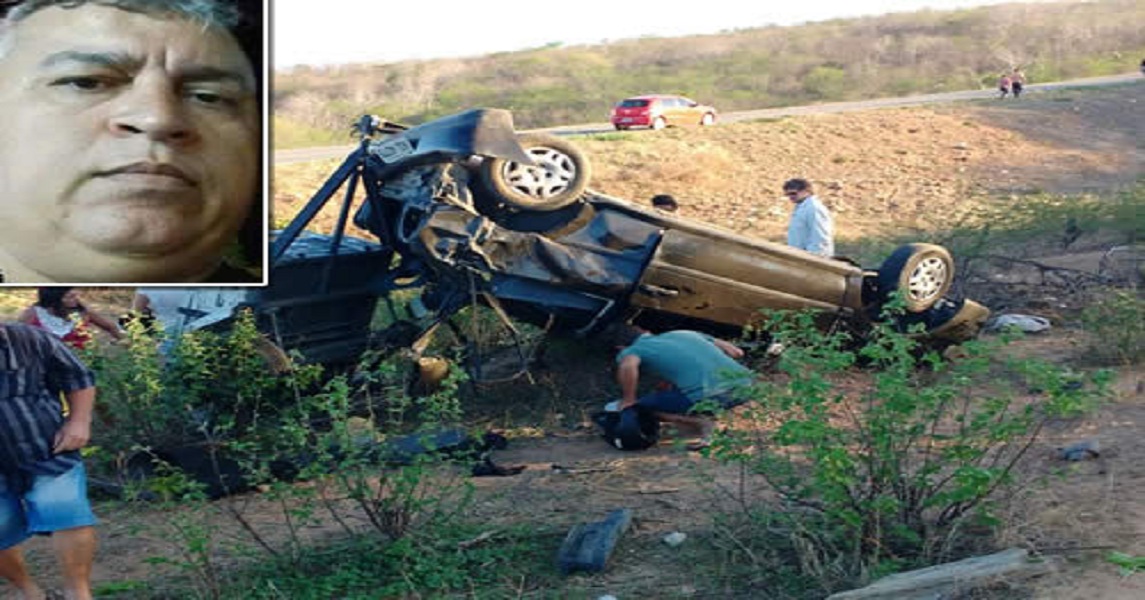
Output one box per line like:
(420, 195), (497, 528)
(187, 89), (241, 107)
(191, 91), (221, 103)
(51, 77), (109, 91)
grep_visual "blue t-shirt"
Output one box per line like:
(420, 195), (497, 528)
(616, 330), (752, 402)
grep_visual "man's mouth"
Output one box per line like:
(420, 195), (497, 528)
(97, 162), (198, 186)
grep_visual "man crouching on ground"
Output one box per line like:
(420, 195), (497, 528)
(0, 323), (99, 600)
(606, 324), (754, 450)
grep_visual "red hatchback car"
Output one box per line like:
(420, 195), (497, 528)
(610, 94), (718, 130)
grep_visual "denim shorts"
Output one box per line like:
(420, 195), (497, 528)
(637, 389), (744, 415)
(0, 464), (98, 549)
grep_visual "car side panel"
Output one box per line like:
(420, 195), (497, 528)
(630, 227), (864, 327)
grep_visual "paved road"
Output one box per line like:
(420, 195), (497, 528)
(274, 73), (1141, 165)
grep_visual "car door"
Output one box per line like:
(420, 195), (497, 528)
(662, 97), (684, 124)
(630, 223), (865, 327)
(676, 97), (699, 124)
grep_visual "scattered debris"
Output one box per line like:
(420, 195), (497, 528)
(985, 313), (1052, 333)
(1058, 439), (1101, 461)
(637, 485), (681, 495)
(826, 548), (1056, 599)
(471, 455), (526, 477)
(663, 531), (688, 547)
(557, 508), (633, 575)
(551, 463), (619, 475)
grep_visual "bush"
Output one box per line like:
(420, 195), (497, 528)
(88, 316), (516, 597)
(1080, 290), (1145, 365)
(705, 305), (1109, 593)
(82, 311), (324, 460)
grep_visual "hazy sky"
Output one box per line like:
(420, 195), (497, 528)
(273, 0), (1021, 69)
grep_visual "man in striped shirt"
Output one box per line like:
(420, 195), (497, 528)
(0, 323), (98, 600)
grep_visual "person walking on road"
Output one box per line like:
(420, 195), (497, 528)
(783, 178), (835, 257)
(1010, 68), (1026, 99)
(0, 322), (99, 600)
(998, 72), (1013, 98)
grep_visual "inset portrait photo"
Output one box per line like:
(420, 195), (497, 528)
(0, 0), (267, 285)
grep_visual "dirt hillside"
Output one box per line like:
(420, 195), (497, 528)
(274, 81), (1144, 249)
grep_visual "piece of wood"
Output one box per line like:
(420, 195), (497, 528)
(826, 548), (1056, 600)
(556, 508), (633, 575)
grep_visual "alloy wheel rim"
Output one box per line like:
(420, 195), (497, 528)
(501, 147), (576, 199)
(907, 256), (948, 302)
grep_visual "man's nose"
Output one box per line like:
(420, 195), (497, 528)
(108, 78), (198, 145)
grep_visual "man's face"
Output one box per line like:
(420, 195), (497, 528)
(784, 188), (810, 204)
(0, 4), (259, 282)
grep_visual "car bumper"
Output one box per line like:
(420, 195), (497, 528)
(612, 116), (652, 126)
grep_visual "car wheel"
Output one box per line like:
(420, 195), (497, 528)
(651, 116), (667, 130)
(877, 243), (954, 313)
(700, 113), (715, 126)
(614, 124), (628, 131)
(477, 133), (591, 212)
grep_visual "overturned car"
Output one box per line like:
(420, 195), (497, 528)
(181, 109), (988, 370)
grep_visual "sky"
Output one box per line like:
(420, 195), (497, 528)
(273, 0), (1020, 69)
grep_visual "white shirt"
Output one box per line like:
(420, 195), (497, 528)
(136, 288), (204, 336)
(787, 195), (834, 257)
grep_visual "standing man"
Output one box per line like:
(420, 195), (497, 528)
(783, 178), (835, 257)
(0, 0), (263, 284)
(608, 324), (754, 450)
(1010, 67), (1026, 99)
(0, 323), (99, 600)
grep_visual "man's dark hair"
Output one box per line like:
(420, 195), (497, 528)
(651, 194), (679, 212)
(783, 178), (812, 193)
(598, 323), (646, 348)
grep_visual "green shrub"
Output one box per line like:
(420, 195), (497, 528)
(803, 65), (847, 99)
(87, 318), (506, 597)
(705, 305), (1109, 593)
(1080, 290), (1145, 365)
(83, 311), (324, 460)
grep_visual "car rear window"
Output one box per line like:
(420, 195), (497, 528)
(619, 99), (650, 108)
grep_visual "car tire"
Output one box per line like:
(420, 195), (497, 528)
(651, 116), (667, 131)
(700, 113), (715, 126)
(614, 124), (628, 131)
(490, 201), (596, 236)
(477, 133), (591, 212)
(877, 243), (954, 313)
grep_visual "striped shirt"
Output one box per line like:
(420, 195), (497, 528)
(0, 323), (96, 476)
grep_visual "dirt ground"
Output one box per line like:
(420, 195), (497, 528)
(4, 81), (1144, 598)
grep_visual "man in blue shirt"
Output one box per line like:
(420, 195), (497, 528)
(0, 323), (98, 600)
(609, 325), (754, 450)
(784, 178), (835, 257)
